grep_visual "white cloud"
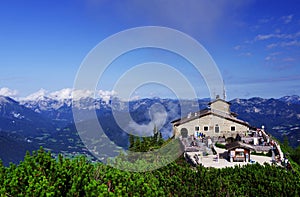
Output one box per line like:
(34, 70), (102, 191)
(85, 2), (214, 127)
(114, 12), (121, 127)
(255, 34), (285, 41)
(90, 0), (253, 38)
(0, 87), (18, 97)
(281, 14), (293, 24)
(264, 52), (281, 62)
(266, 43), (278, 49)
(128, 111), (167, 136)
(281, 40), (300, 47)
(283, 57), (295, 62)
(266, 40), (300, 49)
(233, 45), (242, 50)
(255, 32), (300, 42)
(239, 52), (252, 57)
(258, 17), (273, 24)
(255, 34), (275, 41)
(265, 56), (272, 61)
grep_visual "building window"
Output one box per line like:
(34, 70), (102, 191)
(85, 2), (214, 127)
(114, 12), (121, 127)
(195, 126), (199, 131)
(180, 128), (188, 138)
(203, 126), (209, 131)
(231, 126), (236, 131)
(215, 124), (220, 133)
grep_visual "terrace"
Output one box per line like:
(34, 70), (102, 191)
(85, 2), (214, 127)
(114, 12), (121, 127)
(180, 128), (285, 168)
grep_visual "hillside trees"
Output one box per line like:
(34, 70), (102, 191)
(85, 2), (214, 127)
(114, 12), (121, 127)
(1, 129), (300, 196)
(0, 146), (299, 196)
(128, 126), (165, 152)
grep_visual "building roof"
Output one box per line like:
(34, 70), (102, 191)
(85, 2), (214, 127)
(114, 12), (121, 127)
(171, 108), (249, 127)
(208, 98), (231, 106)
(226, 141), (254, 151)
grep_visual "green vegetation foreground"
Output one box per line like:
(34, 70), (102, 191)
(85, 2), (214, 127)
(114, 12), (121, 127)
(0, 147), (300, 196)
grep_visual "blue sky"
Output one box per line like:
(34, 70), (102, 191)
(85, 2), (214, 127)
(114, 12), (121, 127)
(0, 0), (300, 100)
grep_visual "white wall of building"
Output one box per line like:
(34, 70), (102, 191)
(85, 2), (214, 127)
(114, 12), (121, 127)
(173, 114), (248, 138)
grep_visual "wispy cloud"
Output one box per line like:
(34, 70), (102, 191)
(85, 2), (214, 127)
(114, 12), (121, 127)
(255, 32), (300, 41)
(233, 74), (300, 85)
(258, 17), (273, 24)
(233, 45), (242, 50)
(280, 14), (293, 24)
(264, 51), (296, 71)
(266, 43), (278, 49)
(253, 29), (300, 52)
(255, 34), (286, 41)
(266, 40), (300, 49)
(89, 0), (253, 38)
(265, 56), (272, 61)
(281, 40), (300, 47)
(282, 57), (295, 62)
(239, 52), (252, 57)
(264, 52), (281, 62)
(255, 34), (275, 41)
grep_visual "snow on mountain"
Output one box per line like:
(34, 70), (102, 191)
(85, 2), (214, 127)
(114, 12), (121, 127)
(11, 111), (24, 119)
(279, 95), (300, 104)
(21, 88), (48, 101)
(0, 95), (18, 105)
(16, 88), (118, 112)
(0, 87), (18, 97)
(2, 88), (300, 147)
(49, 88), (73, 101)
(98, 90), (116, 104)
(20, 88), (92, 101)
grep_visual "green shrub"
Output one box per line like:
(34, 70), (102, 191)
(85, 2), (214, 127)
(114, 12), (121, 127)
(0, 147), (299, 196)
(215, 143), (226, 149)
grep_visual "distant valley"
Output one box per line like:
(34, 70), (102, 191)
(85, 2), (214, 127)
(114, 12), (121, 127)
(1, 93), (300, 166)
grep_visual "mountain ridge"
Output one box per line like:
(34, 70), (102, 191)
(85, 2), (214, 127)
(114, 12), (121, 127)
(1, 93), (300, 166)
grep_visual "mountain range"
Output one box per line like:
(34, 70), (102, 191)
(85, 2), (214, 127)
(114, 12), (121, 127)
(1, 91), (300, 166)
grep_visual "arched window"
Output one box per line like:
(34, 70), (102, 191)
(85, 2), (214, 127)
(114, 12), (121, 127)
(180, 128), (188, 138)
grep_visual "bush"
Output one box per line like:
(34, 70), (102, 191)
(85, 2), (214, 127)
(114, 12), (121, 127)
(215, 143), (226, 149)
(0, 147), (300, 196)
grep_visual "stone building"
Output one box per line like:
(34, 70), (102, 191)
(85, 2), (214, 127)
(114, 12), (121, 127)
(171, 98), (249, 138)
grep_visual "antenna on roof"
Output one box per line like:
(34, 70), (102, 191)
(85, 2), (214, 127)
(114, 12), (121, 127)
(223, 80), (226, 100)
(212, 88), (216, 101)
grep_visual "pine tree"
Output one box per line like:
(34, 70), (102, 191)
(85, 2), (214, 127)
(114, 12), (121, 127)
(129, 134), (135, 151)
(153, 125), (158, 144)
(135, 137), (141, 152)
(141, 137), (149, 152)
(158, 131), (164, 146)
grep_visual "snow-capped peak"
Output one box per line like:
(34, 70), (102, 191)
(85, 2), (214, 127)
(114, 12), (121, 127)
(20, 88), (117, 102)
(49, 88), (73, 101)
(98, 90), (117, 104)
(21, 88), (48, 101)
(0, 87), (18, 98)
(279, 95), (300, 105)
(0, 95), (18, 104)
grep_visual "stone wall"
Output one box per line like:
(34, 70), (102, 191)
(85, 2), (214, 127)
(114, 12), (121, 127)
(210, 100), (230, 113)
(174, 114), (248, 138)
